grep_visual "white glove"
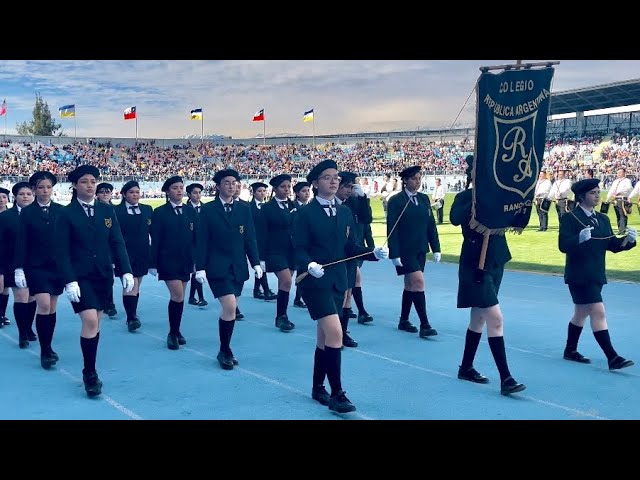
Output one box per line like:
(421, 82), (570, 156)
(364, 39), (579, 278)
(373, 246), (389, 260)
(121, 273), (134, 293)
(392, 258), (403, 267)
(195, 270), (207, 284)
(307, 261), (325, 278)
(260, 261), (266, 272)
(65, 281), (81, 303)
(627, 227), (637, 243)
(578, 226), (593, 244)
(433, 252), (442, 263)
(352, 184), (365, 197)
(148, 268), (157, 276)
(253, 265), (264, 279)
(14, 268), (27, 289)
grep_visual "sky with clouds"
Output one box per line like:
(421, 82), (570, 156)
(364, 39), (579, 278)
(0, 60), (639, 140)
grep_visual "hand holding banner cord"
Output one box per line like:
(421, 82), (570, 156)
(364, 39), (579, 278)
(295, 196), (412, 285)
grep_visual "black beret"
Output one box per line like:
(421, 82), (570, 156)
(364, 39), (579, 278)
(68, 164), (100, 183)
(0, 187), (9, 196)
(12, 181), (32, 197)
(186, 183), (204, 194)
(29, 170), (57, 187)
(400, 165), (421, 179)
(464, 155), (474, 176)
(269, 174), (292, 188)
(306, 159), (338, 183)
(293, 181), (310, 193)
(162, 175), (183, 193)
(339, 171), (357, 185)
(120, 180), (139, 195)
(96, 183), (114, 193)
(571, 178), (600, 197)
(250, 182), (268, 191)
(213, 169), (241, 184)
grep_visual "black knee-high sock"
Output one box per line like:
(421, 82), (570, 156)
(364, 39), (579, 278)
(260, 274), (271, 292)
(13, 302), (28, 337)
(593, 329), (618, 361)
(188, 275), (197, 300)
(107, 287), (114, 308)
(49, 312), (57, 351)
(276, 290), (289, 317)
(195, 280), (204, 301)
(340, 308), (350, 333)
(35, 314), (50, 353)
(411, 291), (431, 328)
(352, 287), (368, 315)
(168, 300), (184, 334)
(253, 276), (261, 292)
(26, 300), (37, 332)
(122, 296), (137, 321)
(488, 336), (512, 382)
(0, 293), (9, 317)
(134, 293), (140, 315)
(323, 346), (342, 396)
(80, 332), (99, 375)
(400, 290), (413, 321)
(461, 329), (482, 369)
(565, 322), (584, 352)
(313, 347), (326, 388)
(219, 318), (235, 354)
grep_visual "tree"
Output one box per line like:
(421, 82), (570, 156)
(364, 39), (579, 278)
(16, 92), (63, 136)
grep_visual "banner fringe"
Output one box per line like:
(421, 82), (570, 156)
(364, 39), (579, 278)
(469, 218), (524, 236)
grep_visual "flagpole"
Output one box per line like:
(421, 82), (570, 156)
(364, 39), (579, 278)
(201, 112), (204, 145)
(312, 115), (316, 150)
(135, 115), (138, 143)
(263, 115), (266, 147)
(74, 112), (77, 143)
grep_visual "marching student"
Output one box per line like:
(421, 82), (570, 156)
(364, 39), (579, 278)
(450, 156), (526, 396)
(605, 168), (633, 235)
(432, 177), (446, 224)
(0, 186), (10, 326)
(55, 164), (134, 397)
(293, 159), (388, 413)
(185, 182), (208, 308)
(194, 169), (262, 370)
(534, 171), (552, 232)
(13, 171), (64, 369)
(387, 165), (441, 339)
(150, 175), (198, 350)
(261, 173), (296, 332)
(0, 182), (37, 345)
(291, 181), (311, 308)
(249, 181), (276, 301)
(95, 182), (118, 318)
(113, 180), (153, 333)
(559, 177), (636, 370)
(232, 180), (250, 319)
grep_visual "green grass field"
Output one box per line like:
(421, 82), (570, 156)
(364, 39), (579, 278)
(141, 194), (639, 283)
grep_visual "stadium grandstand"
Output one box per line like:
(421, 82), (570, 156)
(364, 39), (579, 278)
(1, 79), (639, 203)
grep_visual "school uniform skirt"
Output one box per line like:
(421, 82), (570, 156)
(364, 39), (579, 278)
(457, 263), (504, 309)
(25, 267), (64, 296)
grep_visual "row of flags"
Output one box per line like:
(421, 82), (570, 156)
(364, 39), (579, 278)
(0, 100), (316, 124)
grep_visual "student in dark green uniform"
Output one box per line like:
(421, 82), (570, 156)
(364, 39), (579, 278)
(185, 182), (208, 308)
(450, 156), (525, 396)
(559, 177), (636, 370)
(96, 182), (118, 318)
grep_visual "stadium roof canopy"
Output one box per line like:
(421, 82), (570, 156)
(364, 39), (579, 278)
(550, 78), (640, 115)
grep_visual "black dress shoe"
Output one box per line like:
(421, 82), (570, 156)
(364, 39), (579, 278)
(419, 326), (438, 337)
(235, 308), (245, 320)
(217, 351), (234, 370)
(1, 316), (9, 326)
(342, 333), (358, 348)
(27, 330), (37, 342)
(293, 299), (307, 308)
(346, 308), (357, 319)
(18, 335), (29, 349)
(357, 313), (373, 324)
(176, 332), (186, 345)
(609, 355), (634, 370)
(127, 317), (141, 332)
(263, 290), (277, 301)
(197, 299), (208, 308)
(312, 385), (330, 406)
(228, 349), (239, 365)
(83, 371), (103, 397)
(563, 350), (591, 364)
(49, 349), (59, 362)
(398, 320), (418, 333)
(253, 290), (265, 300)
(41, 353), (56, 370)
(275, 315), (295, 332)
(106, 307), (118, 318)
(500, 376), (526, 395)
(167, 333), (179, 350)
(328, 390), (356, 413)
(458, 366), (489, 384)
(188, 298), (199, 306)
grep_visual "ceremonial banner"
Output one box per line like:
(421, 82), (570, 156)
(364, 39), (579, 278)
(471, 66), (555, 234)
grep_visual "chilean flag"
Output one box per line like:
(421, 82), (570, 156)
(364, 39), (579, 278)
(252, 108), (264, 122)
(124, 106), (137, 120)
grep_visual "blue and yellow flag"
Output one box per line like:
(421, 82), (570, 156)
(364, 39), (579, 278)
(59, 104), (76, 118)
(303, 108), (314, 122)
(190, 108), (203, 120)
